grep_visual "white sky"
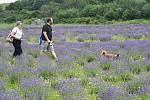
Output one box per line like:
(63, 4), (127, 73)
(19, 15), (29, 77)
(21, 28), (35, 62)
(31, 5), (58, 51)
(0, 0), (17, 4)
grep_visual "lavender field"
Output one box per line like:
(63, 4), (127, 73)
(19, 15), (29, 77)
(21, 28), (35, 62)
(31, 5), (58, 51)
(0, 24), (150, 100)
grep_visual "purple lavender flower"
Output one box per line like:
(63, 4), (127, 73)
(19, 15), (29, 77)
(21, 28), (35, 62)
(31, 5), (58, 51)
(83, 62), (98, 70)
(96, 34), (112, 41)
(138, 86), (150, 95)
(0, 90), (21, 100)
(0, 79), (7, 91)
(124, 33), (143, 39)
(56, 78), (85, 96)
(20, 78), (43, 89)
(99, 86), (134, 100)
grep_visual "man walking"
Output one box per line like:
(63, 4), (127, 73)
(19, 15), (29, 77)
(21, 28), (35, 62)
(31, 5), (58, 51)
(40, 17), (58, 61)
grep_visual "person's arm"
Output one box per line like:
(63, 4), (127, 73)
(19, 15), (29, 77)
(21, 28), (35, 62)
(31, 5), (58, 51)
(11, 32), (21, 40)
(43, 32), (50, 42)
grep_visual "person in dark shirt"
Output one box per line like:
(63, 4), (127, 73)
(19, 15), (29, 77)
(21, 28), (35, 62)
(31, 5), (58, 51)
(40, 17), (58, 61)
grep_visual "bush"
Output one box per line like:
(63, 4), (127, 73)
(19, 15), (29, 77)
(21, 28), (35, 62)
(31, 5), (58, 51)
(122, 8), (142, 20)
(72, 17), (107, 24)
(23, 18), (37, 24)
(104, 10), (118, 20)
(74, 17), (92, 24)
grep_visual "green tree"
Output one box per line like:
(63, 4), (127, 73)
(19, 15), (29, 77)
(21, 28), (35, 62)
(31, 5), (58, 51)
(30, 10), (42, 18)
(18, 9), (32, 20)
(39, 2), (60, 17)
(6, 1), (23, 11)
(62, 0), (91, 8)
(32, 0), (47, 10)
(4, 16), (17, 23)
(116, 0), (146, 9)
(142, 4), (150, 18)
(146, 0), (150, 3)
(99, 0), (115, 3)
(1, 0), (149, 24)
(0, 5), (3, 12)
(56, 8), (79, 19)
(0, 10), (17, 23)
(81, 4), (105, 17)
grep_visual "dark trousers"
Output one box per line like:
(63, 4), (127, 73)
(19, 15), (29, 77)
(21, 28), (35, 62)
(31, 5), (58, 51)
(12, 39), (23, 57)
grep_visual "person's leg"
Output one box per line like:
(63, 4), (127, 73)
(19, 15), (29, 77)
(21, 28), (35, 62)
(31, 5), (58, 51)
(52, 51), (58, 60)
(12, 39), (18, 57)
(17, 40), (23, 56)
(40, 40), (46, 54)
(48, 44), (58, 61)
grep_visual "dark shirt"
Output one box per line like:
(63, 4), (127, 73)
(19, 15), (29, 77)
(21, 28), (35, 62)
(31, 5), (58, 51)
(41, 24), (52, 41)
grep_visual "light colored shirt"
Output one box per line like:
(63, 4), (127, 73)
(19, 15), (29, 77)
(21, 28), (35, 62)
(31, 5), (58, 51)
(12, 27), (23, 39)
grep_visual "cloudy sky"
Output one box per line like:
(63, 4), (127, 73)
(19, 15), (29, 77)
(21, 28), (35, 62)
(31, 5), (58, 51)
(0, 0), (17, 4)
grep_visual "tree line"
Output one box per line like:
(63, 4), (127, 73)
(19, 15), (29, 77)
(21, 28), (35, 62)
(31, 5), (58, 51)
(0, 0), (150, 24)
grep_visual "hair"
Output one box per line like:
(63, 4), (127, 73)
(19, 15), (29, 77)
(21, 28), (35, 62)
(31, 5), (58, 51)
(47, 17), (53, 23)
(15, 21), (22, 26)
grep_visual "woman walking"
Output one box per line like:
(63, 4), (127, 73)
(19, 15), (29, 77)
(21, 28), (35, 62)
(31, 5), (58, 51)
(10, 21), (23, 57)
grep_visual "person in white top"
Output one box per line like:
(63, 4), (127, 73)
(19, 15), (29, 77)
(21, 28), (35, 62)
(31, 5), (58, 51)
(10, 21), (23, 57)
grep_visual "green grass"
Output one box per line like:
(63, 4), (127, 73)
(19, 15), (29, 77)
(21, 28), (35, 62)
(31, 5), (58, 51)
(112, 34), (150, 41)
(113, 19), (150, 25)
(0, 19), (150, 29)
(27, 36), (38, 44)
(139, 94), (150, 100)
(55, 19), (150, 25)
(112, 35), (126, 41)
(0, 23), (29, 29)
(0, 23), (14, 29)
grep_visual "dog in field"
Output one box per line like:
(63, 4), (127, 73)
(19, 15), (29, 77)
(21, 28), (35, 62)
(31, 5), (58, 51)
(101, 50), (119, 59)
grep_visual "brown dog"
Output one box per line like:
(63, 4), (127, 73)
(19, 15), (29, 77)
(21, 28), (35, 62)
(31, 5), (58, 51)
(101, 50), (119, 59)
